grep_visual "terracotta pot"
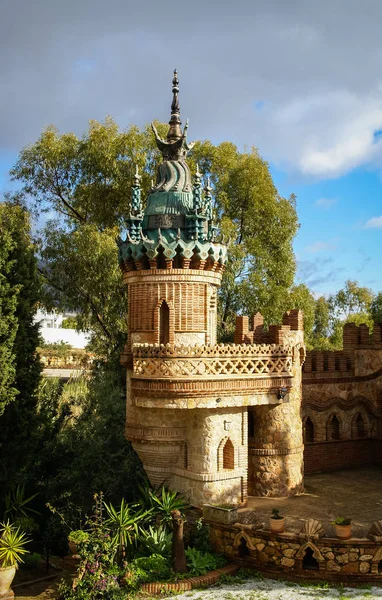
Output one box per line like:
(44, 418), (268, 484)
(269, 517), (285, 533)
(335, 523), (351, 540)
(0, 566), (16, 595)
(68, 540), (78, 555)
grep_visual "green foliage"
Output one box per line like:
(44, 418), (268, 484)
(61, 316), (78, 329)
(271, 508), (283, 520)
(139, 485), (187, 527)
(333, 517), (351, 526)
(104, 498), (151, 559)
(370, 292), (382, 323)
(288, 284), (316, 347)
(124, 554), (172, 590)
(68, 530), (89, 544)
(0, 201), (41, 419)
(189, 518), (212, 554)
(11, 119), (299, 350)
(329, 280), (373, 319)
(28, 360), (143, 521)
(0, 201), (42, 504)
(185, 547), (226, 576)
(4, 484), (39, 521)
(0, 522), (30, 567)
(137, 525), (172, 558)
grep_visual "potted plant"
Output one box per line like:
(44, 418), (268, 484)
(0, 522), (29, 596)
(68, 529), (89, 555)
(332, 517), (352, 540)
(269, 508), (285, 533)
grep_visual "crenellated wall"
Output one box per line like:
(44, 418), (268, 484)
(302, 322), (382, 474)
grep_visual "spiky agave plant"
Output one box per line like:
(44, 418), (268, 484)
(0, 523), (30, 568)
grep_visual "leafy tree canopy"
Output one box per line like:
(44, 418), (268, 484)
(11, 118), (299, 350)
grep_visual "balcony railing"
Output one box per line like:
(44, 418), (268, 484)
(132, 343), (293, 379)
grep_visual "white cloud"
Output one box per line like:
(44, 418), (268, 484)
(315, 197), (337, 209)
(364, 216), (382, 229)
(305, 240), (337, 253)
(2, 1), (382, 181)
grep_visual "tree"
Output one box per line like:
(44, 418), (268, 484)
(11, 119), (298, 349)
(191, 142), (298, 337)
(370, 292), (382, 324)
(329, 280), (374, 320)
(0, 204), (19, 414)
(287, 284), (316, 347)
(0, 201), (42, 492)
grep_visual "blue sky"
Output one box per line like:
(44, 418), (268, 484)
(1, 0), (381, 297)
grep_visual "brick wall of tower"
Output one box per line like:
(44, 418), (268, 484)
(124, 269), (222, 350)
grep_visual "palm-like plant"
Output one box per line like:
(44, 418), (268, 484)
(4, 485), (39, 521)
(148, 487), (188, 526)
(103, 499), (151, 560)
(137, 525), (172, 558)
(0, 524), (30, 568)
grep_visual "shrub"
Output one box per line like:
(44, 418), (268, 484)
(123, 554), (172, 590)
(137, 525), (172, 558)
(185, 547), (226, 576)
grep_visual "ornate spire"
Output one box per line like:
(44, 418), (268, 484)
(167, 69), (182, 142)
(193, 164), (203, 212)
(130, 165), (142, 217)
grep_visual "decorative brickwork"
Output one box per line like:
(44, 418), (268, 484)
(120, 72), (305, 506)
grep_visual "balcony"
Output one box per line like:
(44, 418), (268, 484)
(130, 343), (295, 408)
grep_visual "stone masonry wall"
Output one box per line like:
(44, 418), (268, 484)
(302, 322), (382, 474)
(210, 522), (382, 582)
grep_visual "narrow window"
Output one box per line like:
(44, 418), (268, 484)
(159, 302), (170, 345)
(223, 438), (234, 470)
(302, 547), (319, 571)
(304, 417), (314, 443)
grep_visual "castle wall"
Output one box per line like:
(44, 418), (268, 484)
(302, 322), (382, 474)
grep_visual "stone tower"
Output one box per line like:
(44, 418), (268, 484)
(118, 71), (305, 506)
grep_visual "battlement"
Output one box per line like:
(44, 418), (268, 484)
(343, 322), (382, 348)
(303, 350), (353, 374)
(234, 309), (303, 346)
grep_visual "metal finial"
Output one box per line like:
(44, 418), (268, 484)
(167, 69), (182, 142)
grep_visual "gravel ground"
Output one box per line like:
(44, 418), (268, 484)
(167, 578), (382, 600)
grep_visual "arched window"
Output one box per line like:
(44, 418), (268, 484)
(327, 415), (340, 441)
(222, 438), (234, 470)
(352, 413), (366, 438)
(304, 417), (314, 443)
(159, 301), (170, 345)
